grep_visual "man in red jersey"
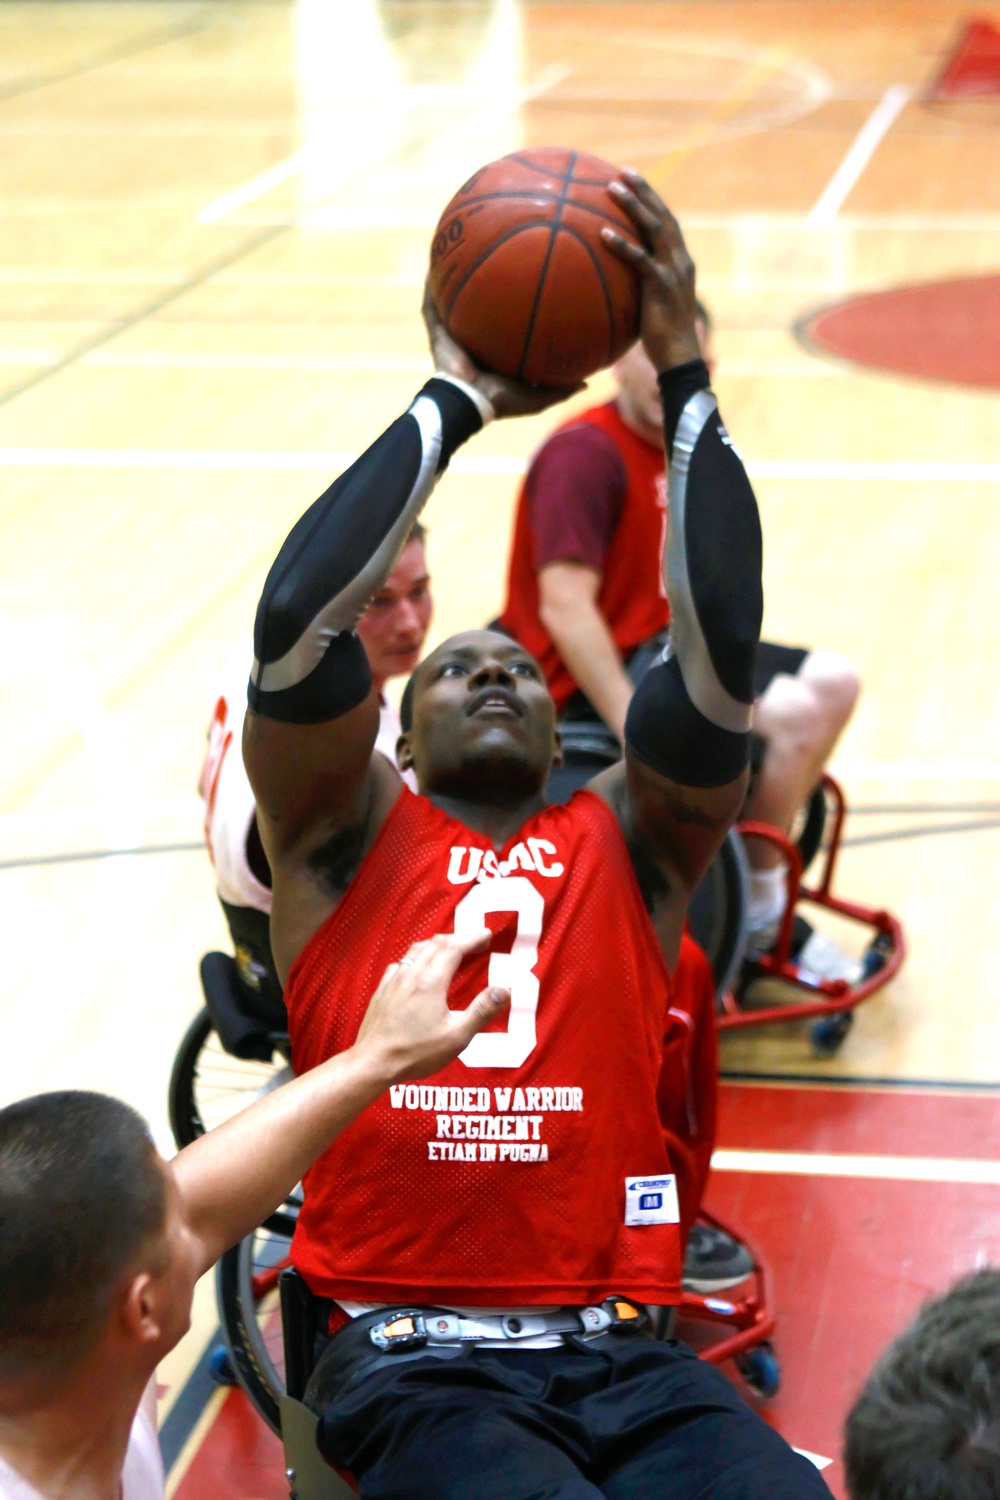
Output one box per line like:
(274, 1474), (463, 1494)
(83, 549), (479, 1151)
(243, 173), (830, 1499)
(499, 304), (861, 974)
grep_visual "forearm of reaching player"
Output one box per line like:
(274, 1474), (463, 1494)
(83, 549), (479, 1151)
(249, 374), (490, 726)
(175, 932), (508, 1274)
(538, 562), (633, 742)
(625, 363), (762, 791)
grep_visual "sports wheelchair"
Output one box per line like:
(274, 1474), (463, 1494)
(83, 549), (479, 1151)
(215, 1196), (779, 1499)
(171, 941), (781, 1490)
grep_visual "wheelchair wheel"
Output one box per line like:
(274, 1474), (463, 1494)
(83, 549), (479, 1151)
(216, 1199), (298, 1434)
(687, 830), (751, 1000)
(167, 1006), (292, 1149)
(790, 781), (828, 875)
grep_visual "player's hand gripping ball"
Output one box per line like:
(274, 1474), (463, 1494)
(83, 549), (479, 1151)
(428, 148), (641, 387)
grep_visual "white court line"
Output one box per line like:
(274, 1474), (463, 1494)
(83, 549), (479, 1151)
(808, 84), (912, 226)
(711, 1149), (1000, 1185)
(196, 65), (572, 227)
(795, 1451), (833, 1472)
(832, 760), (1000, 781)
(197, 152), (304, 225)
(2, 448), (1000, 484)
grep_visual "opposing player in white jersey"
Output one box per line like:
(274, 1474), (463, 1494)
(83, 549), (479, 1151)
(198, 523), (432, 1009)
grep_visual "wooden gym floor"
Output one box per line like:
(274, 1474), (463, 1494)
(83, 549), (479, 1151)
(0, 3), (998, 1495)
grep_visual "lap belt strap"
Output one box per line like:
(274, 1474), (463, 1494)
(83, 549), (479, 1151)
(370, 1298), (649, 1353)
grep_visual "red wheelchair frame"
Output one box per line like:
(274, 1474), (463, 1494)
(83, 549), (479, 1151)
(678, 1208), (779, 1397)
(717, 773), (906, 1036)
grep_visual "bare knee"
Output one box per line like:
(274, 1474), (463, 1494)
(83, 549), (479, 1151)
(797, 649), (862, 731)
(753, 675), (825, 758)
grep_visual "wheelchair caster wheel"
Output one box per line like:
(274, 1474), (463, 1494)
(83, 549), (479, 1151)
(810, 1010), (853, 1055)
(736, 1343), (781, 1399)
(209, 1344), (237, 1386)
(861, 931), (893, 980)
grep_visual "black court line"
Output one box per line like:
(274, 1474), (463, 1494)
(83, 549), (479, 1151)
(0, 14), (210, 106)
(159, 1331), (222, 1476)
(7, 811), (1000, 874)
(0, 841), (203, 872)
(720, 1070), (1000, 1093)
(0, 221), (291, 411)
(842, 817), (1000, 848)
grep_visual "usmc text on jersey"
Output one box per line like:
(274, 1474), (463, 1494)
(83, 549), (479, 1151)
(388, 1084), (584, 1163)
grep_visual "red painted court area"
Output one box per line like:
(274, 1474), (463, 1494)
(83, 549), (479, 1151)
(801, 275), (1000, 391)
(172, 1084), (1000, 1500)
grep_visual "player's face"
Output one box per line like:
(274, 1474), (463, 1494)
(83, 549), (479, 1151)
(613, 342), (663, 446)
(356, 539), (432, 688)
(400, 630), (558, 801)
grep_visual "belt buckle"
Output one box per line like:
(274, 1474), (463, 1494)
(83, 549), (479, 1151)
(579, 1297), (649, 1337)
(604, 1297), (648, 1333)
(369, 1311), (429, 1353)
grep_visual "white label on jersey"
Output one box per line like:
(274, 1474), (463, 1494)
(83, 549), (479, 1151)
(624, 1175), (680, 1226)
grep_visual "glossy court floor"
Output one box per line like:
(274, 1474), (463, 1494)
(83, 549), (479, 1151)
(1, 3), (999, 1497)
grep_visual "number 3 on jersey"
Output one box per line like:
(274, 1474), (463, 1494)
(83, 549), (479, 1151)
(454, 876), (544, 1068)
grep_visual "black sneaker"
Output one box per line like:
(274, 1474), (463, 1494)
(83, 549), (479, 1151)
(682, 1223), (755, 1293)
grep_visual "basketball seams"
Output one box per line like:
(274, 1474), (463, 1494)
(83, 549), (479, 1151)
(507, 152), (621, 189)
(437, 219), (557, 322)
(445, 189), (632, 230)
(557, 223), (617, 367)
(516, 150), (578, 381)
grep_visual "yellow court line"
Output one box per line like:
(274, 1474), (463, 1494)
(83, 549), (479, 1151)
(164, 1387), (228, 1497)
(647, 46), (797, 188)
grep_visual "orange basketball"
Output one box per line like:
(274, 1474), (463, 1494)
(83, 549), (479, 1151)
(428, 147), (641, 387)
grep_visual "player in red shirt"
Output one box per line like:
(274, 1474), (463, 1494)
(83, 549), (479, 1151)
(500, 304), (861, 976)
(243, 174), (830, 1499)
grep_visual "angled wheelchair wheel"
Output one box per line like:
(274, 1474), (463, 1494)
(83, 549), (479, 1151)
(216, 1199), (299, 1434)
(687, 830), (751, 999)
(167, 1006), (292, 1149)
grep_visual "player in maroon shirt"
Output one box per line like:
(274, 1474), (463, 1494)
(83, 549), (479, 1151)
(500, 303), (861, 977)
(242, 174), (830, 1499)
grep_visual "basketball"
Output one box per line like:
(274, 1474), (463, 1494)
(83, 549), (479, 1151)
(428, 147), (642, 387)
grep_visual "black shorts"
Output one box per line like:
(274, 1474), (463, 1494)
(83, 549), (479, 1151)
(754, 641), (809, 699)
(309, 1335), (831, 1500)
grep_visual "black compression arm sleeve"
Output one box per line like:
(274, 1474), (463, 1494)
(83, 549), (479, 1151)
(624, 369), (762, 788)
(249, 377), (483, 724)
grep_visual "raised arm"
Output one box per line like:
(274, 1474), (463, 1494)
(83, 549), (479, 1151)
(244, 294), (577, 860)
(599, 174), (762, 952)
(244, 372), (491, 852)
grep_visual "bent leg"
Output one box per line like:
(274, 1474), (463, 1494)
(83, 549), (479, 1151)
(315, 1353), (603, 1500)
(745, 647), (861, 851)
(584, 1341), (832, 1500)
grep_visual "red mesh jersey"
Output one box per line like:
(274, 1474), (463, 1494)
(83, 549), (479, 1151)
(286, 786), (684, 1307)
(500, 401), (670, 711)
(659, 934), (719, 1239)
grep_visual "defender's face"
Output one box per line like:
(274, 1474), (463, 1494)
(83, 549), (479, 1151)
(614, 342), (663, 444)
(401, 631), (558, 797)
(356, 539), (432, 687)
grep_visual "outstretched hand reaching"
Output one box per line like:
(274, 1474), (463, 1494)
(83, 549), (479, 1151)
(356, 929), (510, 1082)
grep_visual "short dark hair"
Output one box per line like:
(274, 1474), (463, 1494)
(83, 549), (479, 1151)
(407, 520), (426, 546)
(399, 671), (416, 733)
(0, 1092), (168, 1381)
(845, 1268), (1000, 1499)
